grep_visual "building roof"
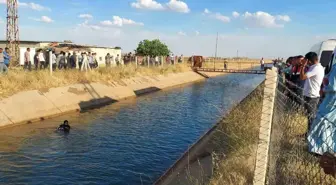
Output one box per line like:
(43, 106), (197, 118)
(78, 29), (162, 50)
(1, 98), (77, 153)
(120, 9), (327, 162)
(0, 40), (121, 50)
(59, 43), (121, 50)
(0, 40), (61, 44)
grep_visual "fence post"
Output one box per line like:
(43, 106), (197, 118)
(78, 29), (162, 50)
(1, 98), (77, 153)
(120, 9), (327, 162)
(161, 56), (164, 67)
(49, 50), (52, 76)
(147, 56), (150, 68)
(253, 67), (278, 185)
(136, 56), (138, 68)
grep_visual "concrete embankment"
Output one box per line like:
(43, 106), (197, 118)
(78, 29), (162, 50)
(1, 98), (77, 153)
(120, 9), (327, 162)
(0, 71), (224, 128)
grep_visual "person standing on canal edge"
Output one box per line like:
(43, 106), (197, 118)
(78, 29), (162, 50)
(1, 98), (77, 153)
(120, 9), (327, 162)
(300, 52), (324, 132)
(34, 51), (39, 70)
(0, 48), (8, 74)
(105, 53), (111, 67)
(24, 48), (31, 71)
(4, 47), (11, 68)
(38, 49), (46, 70)
(116, 54), (120, 66)
(52, 51), (57, 71)
(260, 57), (265, 70)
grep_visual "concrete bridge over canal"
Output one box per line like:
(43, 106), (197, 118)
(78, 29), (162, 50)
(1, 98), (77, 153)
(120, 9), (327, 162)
(193, 62), (273, 75)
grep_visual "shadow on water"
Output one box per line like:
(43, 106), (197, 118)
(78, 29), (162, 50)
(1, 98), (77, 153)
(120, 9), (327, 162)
(79, 96), (118, 112)
(79, 84), (162, 112)
(134, 87), (162, 96)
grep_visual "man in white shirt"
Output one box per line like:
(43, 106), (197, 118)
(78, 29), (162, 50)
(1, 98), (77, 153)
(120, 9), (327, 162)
(170, 53), (174, 65)
(38, 49), (46, 70)
(88, 52), (94, 68)
(115, 54), (120, 66)
(52, 51), (57, 71)
(260, 57), (265, 70)
(81, 52), (91, 71)
(300, 52), (325, 131)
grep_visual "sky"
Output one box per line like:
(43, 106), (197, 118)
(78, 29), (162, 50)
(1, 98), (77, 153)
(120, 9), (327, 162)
(0, 0), (335, 58)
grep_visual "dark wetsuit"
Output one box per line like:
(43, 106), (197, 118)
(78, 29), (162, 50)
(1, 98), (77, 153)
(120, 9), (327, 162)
(58, 123), (71, 132)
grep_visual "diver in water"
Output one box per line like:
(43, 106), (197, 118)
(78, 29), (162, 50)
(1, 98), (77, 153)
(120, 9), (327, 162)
(58, 120), (71, 132)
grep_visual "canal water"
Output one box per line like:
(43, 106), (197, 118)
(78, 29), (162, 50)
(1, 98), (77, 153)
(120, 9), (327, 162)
(0, 74), (264, 185)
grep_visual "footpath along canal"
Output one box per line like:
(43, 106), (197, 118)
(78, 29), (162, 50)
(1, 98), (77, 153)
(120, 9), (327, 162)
(0, 73), (264, 185)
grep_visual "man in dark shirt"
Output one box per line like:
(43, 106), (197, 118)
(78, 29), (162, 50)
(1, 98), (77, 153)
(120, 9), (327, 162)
(70, 52), (77, 69)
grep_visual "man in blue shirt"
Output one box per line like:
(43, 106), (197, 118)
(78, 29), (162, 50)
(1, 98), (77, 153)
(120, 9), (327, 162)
(3, 47), (11, 67)
(0, 48), (8, 74)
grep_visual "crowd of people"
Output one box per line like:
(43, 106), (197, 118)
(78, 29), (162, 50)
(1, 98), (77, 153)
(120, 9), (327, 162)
(0, 48), (185, 74)
(278, 52), (324, 131)
(0, 47), (124, 74)
(276, 51), (336, 176)
(26, 48), (104, 71)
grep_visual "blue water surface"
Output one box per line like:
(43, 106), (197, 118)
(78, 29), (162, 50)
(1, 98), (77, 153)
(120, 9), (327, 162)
(0, 74), (264, 185)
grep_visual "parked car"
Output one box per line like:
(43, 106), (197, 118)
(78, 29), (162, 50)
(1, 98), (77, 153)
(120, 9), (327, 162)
(310, 39), (336, 73)
(320, 46), (336, 97)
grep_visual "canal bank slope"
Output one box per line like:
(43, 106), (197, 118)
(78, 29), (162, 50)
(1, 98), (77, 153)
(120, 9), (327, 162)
(0, 71), (225, 128)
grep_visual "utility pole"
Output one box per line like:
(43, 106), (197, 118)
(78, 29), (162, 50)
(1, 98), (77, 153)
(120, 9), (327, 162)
(214, 32), (218, 69)
(7, 0), (20, 66)
(215, 32), (218, 58)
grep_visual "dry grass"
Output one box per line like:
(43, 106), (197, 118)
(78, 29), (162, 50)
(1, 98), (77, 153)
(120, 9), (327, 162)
(0, 64), (190, 99)
(208, 84), (264, 185)
(270, 104), (336, 185)
(208, 91), (336, 185)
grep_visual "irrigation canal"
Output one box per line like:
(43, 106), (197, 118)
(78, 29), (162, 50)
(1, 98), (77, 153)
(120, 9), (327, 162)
(0, 73), (264, 185)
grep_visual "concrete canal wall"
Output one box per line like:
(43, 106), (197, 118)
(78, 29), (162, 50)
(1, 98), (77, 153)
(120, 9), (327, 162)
(0, 71), (225, 128)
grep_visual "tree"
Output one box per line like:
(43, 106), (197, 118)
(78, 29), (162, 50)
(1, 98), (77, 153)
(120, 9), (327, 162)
(135, 39), (170, 57)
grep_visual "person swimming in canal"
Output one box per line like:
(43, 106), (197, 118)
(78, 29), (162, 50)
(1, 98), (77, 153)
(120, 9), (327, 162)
(58, 120), (71, 132)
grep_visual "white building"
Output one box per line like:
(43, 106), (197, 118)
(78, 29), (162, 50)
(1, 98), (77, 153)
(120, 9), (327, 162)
(0, 40), (122, 66)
